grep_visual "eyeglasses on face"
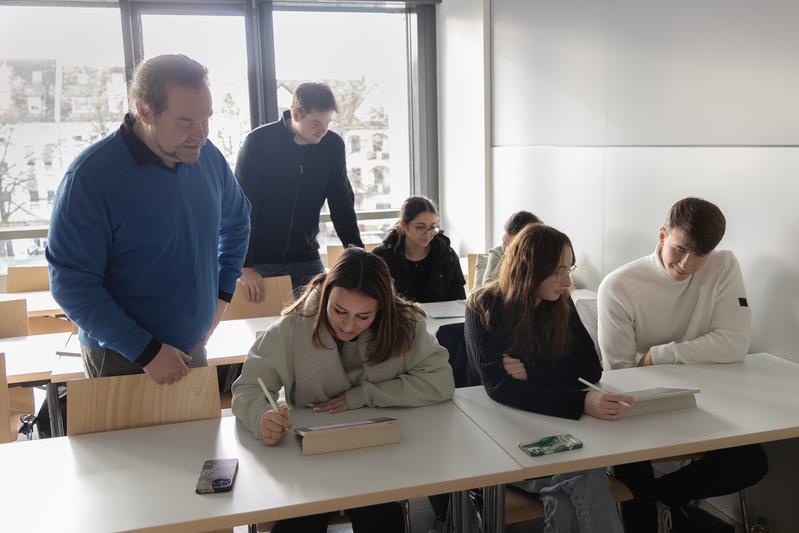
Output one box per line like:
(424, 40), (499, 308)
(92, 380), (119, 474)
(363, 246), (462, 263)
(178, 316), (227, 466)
(552, 265), (577, 280)
(412, 224), (441, 236)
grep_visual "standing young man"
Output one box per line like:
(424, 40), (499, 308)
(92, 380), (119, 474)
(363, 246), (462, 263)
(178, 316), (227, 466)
(47, 54), (251, 385)
(598, 197), (768, 531)
(235, 82), (362, 300)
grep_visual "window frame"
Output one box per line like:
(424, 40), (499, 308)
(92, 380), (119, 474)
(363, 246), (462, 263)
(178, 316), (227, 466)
(0, 0), (439, 243)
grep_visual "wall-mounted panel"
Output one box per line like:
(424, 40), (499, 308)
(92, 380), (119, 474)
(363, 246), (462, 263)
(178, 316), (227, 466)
(604, 146), (799, 362)
(605, 0), (799, 145)
(492, 146), (606, 289)
(492, 0), (608, 147)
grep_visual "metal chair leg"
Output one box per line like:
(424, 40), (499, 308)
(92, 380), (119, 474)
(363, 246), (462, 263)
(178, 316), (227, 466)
(401, 499), (411, 533)
(739, 489), (750, 532)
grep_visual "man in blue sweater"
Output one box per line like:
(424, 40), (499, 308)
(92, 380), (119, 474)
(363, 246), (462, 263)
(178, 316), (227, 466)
(235, 82), (362, 301)
(46, 55), (251, 385)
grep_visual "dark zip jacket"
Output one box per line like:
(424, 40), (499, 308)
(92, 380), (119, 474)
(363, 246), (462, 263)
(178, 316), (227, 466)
(373, 231), (466, 303)
(235, 110), (362, 265)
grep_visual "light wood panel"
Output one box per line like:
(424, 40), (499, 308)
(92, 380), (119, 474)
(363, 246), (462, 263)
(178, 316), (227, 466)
(6, 265), (49, 293)
(0, 299), (35, 430)
(326, 243), (380, 268)
(0, 353), (13, 443)
(66, 366), (221, 436)
(223, 275), (292, 320)
(28, 316), (77, 335)
(0, 299), (29, 338)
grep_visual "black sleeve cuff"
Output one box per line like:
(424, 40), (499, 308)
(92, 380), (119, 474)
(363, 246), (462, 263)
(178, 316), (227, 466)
(135, 337), (163, 367)
(218, 290), (233, 303)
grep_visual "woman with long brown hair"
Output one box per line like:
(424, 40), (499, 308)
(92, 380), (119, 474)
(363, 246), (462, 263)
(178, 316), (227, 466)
(466, 223), (633, 532)
(232, 247), (454, 533)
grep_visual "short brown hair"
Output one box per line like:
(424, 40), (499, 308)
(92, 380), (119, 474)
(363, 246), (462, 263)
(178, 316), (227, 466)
(664, 197), (726, 254)
(291, 82), (337, 116)
(129, 54), (208, 117)
(285, 247), (423, 365)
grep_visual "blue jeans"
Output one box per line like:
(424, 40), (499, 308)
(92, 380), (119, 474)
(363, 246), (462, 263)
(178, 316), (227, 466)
(252, 259), (326, 297)
(513, 469), (623, 533)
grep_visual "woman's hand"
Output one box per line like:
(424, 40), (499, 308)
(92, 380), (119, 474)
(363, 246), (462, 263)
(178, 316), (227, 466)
(583, 390), (635, 421)
(502, 354), (528, 381)
(259, 405), (292, 445)
(311, 393), (351, 413)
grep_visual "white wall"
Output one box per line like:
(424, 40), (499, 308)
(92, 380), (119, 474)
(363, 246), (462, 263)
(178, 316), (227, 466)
(437, 0), (491, 255)
(440, 0), (799, 529)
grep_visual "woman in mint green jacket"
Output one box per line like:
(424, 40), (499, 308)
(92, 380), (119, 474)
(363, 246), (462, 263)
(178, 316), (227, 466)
(231, 247), (454, 533)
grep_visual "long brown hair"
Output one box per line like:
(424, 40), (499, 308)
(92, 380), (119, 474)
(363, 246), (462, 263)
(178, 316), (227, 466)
(284, 247), (424, 364)
(469, 224), (575, 363)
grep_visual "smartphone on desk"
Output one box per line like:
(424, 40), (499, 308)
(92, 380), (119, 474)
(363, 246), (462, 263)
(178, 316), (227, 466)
(518, 434), (583, 457)
(196, 458), (238, 494)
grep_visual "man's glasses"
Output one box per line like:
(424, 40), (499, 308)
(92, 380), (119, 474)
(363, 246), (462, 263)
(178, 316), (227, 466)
(552, 265), (577, 281)
(412, 224), (441, 237)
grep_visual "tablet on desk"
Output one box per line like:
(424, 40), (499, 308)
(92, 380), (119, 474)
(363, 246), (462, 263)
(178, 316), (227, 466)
(294, 417), (400, 455)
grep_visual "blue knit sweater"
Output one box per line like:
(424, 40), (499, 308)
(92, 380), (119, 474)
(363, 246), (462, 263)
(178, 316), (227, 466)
(46, 127), (251, 364)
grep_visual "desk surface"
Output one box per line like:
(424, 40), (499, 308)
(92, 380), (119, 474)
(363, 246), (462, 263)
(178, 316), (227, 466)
(45, 314), (461, 382)
(453, 353), (799, 479)
(0, 331), (71, 384)
(0, 403), (522, 532)
(0, 290), (61, 317)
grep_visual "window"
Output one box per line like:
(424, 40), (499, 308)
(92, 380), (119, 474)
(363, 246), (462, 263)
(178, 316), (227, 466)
(0, 5), (126, 268)
(139, 13), (252, 170)
(273, 10), (412, 213)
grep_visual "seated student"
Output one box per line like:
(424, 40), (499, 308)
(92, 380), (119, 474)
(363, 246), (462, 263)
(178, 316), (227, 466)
(598, 197), (768, 532)
(231, 247), (455, 533)
(373, 196), (466, 303)
(466, 223), (633, 533)
(482, 210), (541, 284)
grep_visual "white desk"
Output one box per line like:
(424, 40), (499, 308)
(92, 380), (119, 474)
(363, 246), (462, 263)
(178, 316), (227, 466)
(0, 290), (61, 317)
(0, 403), (522, 532)
(453, 353), (799, 480)
(0, 331), (71, 385)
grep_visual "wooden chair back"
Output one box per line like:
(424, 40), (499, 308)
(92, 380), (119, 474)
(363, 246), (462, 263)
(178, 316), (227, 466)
(0, 353), (14, 443)
(66, 366), (221, 436)
(467, 253), (480, 290)
(6, 265), (49, 293)
(28, 317), (77, 336)
(326, 243), (379, 268)
(223, 275), (293, 320)
(0, 299), (29, 338)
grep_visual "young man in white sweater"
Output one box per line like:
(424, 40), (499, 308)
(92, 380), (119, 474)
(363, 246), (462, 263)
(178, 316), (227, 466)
(598, 197), (768, 532)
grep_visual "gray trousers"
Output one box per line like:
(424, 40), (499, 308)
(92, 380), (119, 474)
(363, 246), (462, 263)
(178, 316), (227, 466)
(80, 343), (208, 378)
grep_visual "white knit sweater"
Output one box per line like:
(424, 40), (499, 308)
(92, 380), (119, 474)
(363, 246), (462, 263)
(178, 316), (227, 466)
(597, 246), (751, 369)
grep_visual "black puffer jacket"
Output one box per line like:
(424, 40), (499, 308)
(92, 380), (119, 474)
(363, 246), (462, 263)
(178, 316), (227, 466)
(373, 231), (466, 303)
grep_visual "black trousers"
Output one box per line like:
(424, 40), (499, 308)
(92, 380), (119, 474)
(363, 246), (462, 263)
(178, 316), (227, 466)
(614, 444), (768, 532)
(270, 502), (405, 533)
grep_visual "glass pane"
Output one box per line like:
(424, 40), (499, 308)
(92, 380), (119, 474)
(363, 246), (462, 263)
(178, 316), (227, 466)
(141, 14), (251, 170)
(273, 10), (411, 212)
(0, 5), (126, 267)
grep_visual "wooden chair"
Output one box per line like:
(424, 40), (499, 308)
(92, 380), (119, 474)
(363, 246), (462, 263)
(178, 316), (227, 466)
(6, 264), (78, 334)
(223, 275), (293, 321)
(66, 366), (221, 436)
(0, 353), (15, 443)
(504, 476), (633, 524)
(326, 243), (380, 267)
(0, 300), (34, 439)
(6, 265), (49, 293)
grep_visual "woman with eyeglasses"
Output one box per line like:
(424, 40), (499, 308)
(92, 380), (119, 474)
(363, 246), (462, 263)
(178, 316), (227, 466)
(465, 223), (634, 533)
(373, 196), (466, 303)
